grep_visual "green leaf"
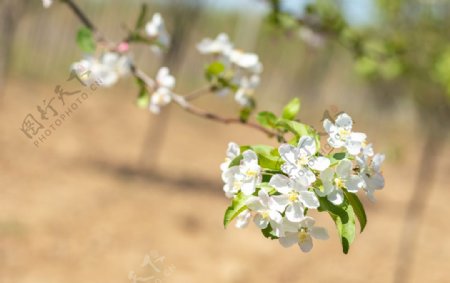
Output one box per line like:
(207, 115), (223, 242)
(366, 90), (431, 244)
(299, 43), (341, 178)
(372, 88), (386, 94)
(344, 190), (367, 232)
(240, 145), (282, 170)
(228, 154), (243, 168)
(261, 224), (279, 239)
(282, 98), (301, 120)
(135, 78), (149, 108)
(240, 106), (252, 123)
(205, 61), (225, 81)
(256, 111), (278, 129)
(333, 152), (347, 160)
(318, 197), (356, 254)
(134, 3), (148, 30)
(224, 192), (249, 228)
(76, 27), (96, 53)
(276, 119), (319, 145)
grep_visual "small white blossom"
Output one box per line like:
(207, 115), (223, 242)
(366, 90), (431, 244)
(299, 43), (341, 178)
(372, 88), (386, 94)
(279, 136), (330, 185)
(71, 52), (131, 87)
(323, 113), (367, 155)
(357, 153), (385, 201)
(228, 50), (263, 73)
(145, 13), (170, 53)
(234, 75), (260, 107)
(238, 150), (262, 195)
(246, 189), (282, 231)
(278, 216), (329, 252)
(269, 174), (319, 223)
(42, 0), (52, 8)
(235, 209), (252, 229)
(318, 159), (365, 205)
(220, 142), (240, 174)
(197, 33), (233, 56)
(222, 167), (242, 198)
(149, 67), (175, 114)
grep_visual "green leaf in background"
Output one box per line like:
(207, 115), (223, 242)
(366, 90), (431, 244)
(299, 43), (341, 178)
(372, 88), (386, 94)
(318, 196), (356, 254)
(276, 119), (319, 146)
(256, 111), (278, 129)
(76, 27), (96, 53)
(205, 61), (225, 81)
(282, 98), (301, 120)
(224, 192), (249, 228)
(135, 78), (150, 108)
(134, 3), (149, 30)
(344, 190), (367, 232)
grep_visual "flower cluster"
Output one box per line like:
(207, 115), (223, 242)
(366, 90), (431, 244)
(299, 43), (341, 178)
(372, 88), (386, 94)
(222, 112), (385, 253)
(145, 13), (171, 54)
(197, 33), (263, 107)
(71, 52), (131, 87)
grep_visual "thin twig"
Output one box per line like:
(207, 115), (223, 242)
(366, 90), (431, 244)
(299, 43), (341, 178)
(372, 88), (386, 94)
(62, 0), (273, 137)
(184, 85), (212, 101)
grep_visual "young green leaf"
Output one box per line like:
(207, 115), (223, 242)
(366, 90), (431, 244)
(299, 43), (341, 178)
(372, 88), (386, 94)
(76, 27), (96, 53)
(261, 224), (279, 239)
(134, 3), (148, 30)
(256, 111), (278, 129)
(282, 97), (301, 120)
(318, 197), (356, 254)
(240, 145), (282, 170)
(224, 192), (249, 228)
(205, 61), (225, 81)
(344, 190), (367, 232)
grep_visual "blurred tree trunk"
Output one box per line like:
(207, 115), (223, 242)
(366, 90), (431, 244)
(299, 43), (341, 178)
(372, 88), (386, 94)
(0, 0), (28, 99)
(394, 118), (447, 283)
(138, 0), (203, 172)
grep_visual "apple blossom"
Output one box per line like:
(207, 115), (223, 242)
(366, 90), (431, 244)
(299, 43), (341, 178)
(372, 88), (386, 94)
(323, 113), (367, 155)
(278, 216), (329, 252)
(145, 13), (170, 53)
(246, 189), (283, 231)
(42, 0), (52, 8)
(149, 67), (175, 114)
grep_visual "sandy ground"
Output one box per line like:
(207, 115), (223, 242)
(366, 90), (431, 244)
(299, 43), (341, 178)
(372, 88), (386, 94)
(1, 79), (449, 283)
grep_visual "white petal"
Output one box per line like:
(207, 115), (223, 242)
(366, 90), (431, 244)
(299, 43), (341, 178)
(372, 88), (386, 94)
(299, 216), (315, 228)
(328, 136), (346, 148)
(253, 214), (269, 229)
(279, 144), (298, 164)
(320, 168), (334, 183)
(269, 210), (282, 224)
(298, 136), (317, 156)
(299, 191), (320, 209)
(279, 233), (298, 248)
(298, 234), (313, 252)
(372, 154), (385, 172)
(285, 203), (304, 223)
(309, 156), (330, 171)
(310, 227), (329, 240)
(335, 113), (353, 129)
(242, 150), (258, 163)
(270, 195), (290, 212)
(226, 142), (240, 159)
(336, 159), (352, 178)
(345, 175), (365, 193)
(241, 181), (256, 196)
(235, 210), (251, 229)
(323, 119), (334, 134)
(269, 174), (291, 194)
(327, 190), (344, 205)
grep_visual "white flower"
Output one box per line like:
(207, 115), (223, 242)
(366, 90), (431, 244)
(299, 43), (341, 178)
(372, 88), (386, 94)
(235, 209), (252, 229)
(238, 150), (262, 195)
(149, 67), (175, 114)
(71, 52), (131, 87)
(323, 113), (367, 155)
(356, 153), (385, 201)
(145, 13), (171, 52)
(278, 216), (329, 252)
(222, 167), (242, 198)
(279, 136), (330, 185)
(269, 174), (319, 223)
(228, 49), (263, 73)
(220, 142), (240, 174)
(246, 189), (282, 231)
(42, 0), (52, 8)
(318, 159), (365, 205)
(234, 75), (260, 107)
(197, 33), (233, 55)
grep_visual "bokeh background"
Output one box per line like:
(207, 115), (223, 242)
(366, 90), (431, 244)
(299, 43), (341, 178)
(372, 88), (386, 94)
(0, 0), (449, 283)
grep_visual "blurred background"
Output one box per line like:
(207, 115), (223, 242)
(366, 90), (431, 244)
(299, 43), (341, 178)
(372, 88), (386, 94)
(0, 0), (449, 282)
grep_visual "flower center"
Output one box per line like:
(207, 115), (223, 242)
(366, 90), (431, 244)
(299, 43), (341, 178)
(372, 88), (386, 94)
(337, 128), (351, 140)
(245, 169), (258, 177)
(298, 230), (309, 243)
(288, 191), (299, 202)
(297, 155), (309, 167)
(233, 180), (242, 190)
(261, 210), (270, 219)
(334, 177), (344, 188)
